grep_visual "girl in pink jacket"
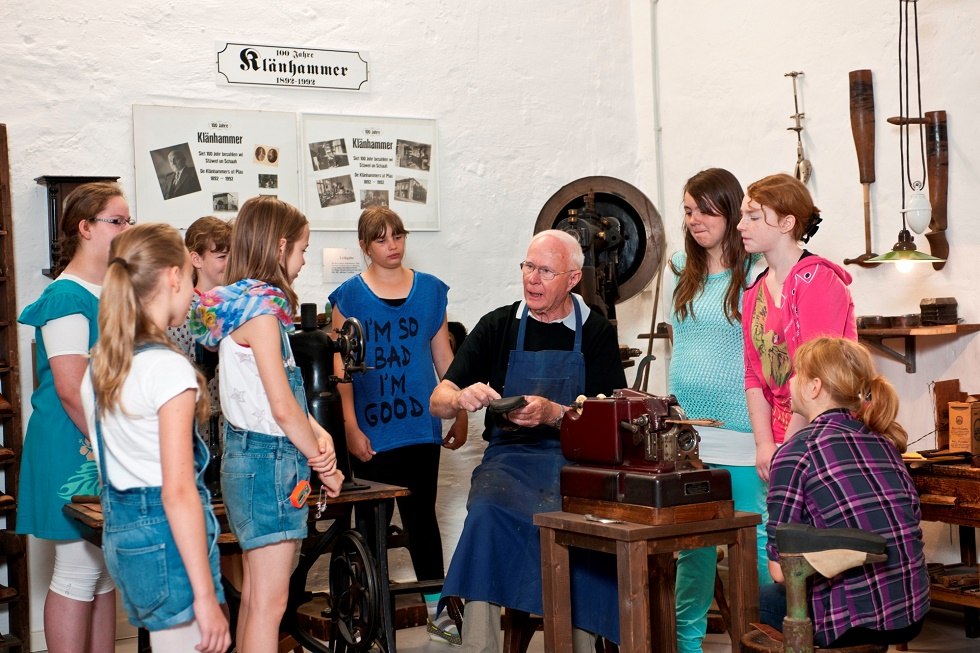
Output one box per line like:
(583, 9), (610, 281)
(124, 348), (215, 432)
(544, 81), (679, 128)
(738, 174), (857, 481)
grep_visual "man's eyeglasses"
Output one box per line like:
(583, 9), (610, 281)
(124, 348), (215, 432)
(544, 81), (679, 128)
(519, 261), (570, 281)
(92, 216), (136, 227)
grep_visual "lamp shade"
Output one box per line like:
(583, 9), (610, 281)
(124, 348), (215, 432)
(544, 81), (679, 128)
(903, 191), (932, 234)
(866, 228), (944, 264)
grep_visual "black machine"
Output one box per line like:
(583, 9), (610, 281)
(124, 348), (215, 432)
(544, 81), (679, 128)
(535, 176), (664, 324)
(289, 303), (367, 488)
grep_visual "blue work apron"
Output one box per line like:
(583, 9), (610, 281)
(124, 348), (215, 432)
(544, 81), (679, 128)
(443, 302), (619, 641)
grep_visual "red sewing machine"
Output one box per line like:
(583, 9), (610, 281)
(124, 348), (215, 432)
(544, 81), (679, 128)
(560, 389), (733, 524)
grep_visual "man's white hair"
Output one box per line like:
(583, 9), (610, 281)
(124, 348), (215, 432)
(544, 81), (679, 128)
(529, 229), (584, 270)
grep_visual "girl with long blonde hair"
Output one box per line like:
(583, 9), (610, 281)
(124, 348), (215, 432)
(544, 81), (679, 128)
(192, 196), (344, 651)
(81, 223), (229, 652)
(762, 337), (928, 648)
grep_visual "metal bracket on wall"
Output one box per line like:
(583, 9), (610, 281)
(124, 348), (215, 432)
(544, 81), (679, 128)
(859, 334), (917, 374)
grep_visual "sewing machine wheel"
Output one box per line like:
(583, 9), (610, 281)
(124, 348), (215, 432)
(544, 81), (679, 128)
(329, 529), (381, 651)
(338, 317), (366, 369)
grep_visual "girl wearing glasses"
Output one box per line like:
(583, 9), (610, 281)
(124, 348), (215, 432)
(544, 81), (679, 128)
(329, 206), (467, 644)
(17, 181), (133, 653)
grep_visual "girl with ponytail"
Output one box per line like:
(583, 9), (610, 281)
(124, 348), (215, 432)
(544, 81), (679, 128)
(761, 337), (929, 648)
(737, 173), (857, 482)
(81, 224), (229, 652)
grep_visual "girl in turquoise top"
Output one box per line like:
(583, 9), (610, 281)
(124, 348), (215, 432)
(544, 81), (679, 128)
(18, 181), (133, 653)
(667, 169), (769, 653)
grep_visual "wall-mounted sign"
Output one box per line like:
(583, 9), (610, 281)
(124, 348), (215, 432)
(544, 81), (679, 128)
(132, 104), (299, 228)
(216, 42), (369, 91)
(300, 114), (439, 231)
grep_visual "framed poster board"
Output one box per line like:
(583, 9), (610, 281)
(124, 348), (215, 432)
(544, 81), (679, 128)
(133, 104), (299, 228)
(300, 113), (438, 231)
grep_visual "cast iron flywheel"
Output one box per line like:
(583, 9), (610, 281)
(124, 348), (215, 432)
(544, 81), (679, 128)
(535, 176), (664, 319)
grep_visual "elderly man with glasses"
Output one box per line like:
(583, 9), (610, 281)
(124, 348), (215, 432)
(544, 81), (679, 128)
(431, 229), (626, 652)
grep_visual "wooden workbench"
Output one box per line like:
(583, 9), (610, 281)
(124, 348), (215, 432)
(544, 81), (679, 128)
(65, 480), (410, 653)
(910, 463), (980, 638)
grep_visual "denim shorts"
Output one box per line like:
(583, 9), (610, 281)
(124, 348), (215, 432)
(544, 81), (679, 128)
(102, 487), (224, 631)
(221, 425), (310, 550)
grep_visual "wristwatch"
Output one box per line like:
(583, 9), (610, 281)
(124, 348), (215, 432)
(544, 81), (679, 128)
(549, 403), (567, 429)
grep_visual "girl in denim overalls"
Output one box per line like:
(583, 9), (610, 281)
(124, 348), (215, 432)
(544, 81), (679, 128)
(191, 196), (345, 651)
(81, 224), (229, 652)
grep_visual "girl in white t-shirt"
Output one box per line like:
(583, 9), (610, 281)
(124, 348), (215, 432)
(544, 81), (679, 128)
(191, 196), (344, 651)
(82, 223), (229, 653)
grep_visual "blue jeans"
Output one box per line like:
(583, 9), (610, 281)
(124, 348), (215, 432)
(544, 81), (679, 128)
(221, 425), (309, 550)
(758, 582), (787, 631)
(102, 486), (223, 630)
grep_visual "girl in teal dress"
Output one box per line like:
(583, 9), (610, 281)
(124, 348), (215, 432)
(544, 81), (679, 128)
(18, 182), (133, 653)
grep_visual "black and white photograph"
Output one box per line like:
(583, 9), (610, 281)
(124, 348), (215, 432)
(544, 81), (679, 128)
(316, 174), (355, 208)
(300, 113), (439, 230)
(309, 138), (350, 171)
(394, 176), (428, 204)
(396, 139), (431, 171)
(213, 191), (239, 212)
(258, 174), (278, 189)
(360, 189), (390, 209)
(150, 143), (202, 200)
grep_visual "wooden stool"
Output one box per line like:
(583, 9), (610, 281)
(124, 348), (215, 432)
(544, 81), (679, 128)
(535, 510), (761, 653)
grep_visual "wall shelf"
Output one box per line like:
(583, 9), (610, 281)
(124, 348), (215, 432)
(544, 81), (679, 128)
(1, 124), (29, 649)
(858, 324), (980, 373)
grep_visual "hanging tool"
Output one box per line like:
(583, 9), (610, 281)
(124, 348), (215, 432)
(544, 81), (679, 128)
(785, 71), (812, 184)
(844, 69), (881, 267)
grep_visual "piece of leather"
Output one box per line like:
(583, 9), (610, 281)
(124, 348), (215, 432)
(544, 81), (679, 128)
(803, 548), (870, 578)
(488, 396), (528, 413)
(488, 396), (528, 432)
(749, 622), (784, 643)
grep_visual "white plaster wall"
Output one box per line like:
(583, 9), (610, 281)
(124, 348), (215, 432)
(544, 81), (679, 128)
(3, 0), (978, 646)
(654, 0), (980, 566)
(2, 0), (657, 646)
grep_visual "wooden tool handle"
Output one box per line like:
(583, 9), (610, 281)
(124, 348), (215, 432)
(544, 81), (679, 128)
(849, 69), (876, 184)
(925, 110), (948, 231)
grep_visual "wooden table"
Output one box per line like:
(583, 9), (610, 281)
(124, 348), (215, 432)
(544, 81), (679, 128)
(534, 510), (761, 653)
(910, 463), (980, 638)
(65, 480), (409, 653)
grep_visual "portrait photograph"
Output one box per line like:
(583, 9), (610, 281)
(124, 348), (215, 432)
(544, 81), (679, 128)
(150, 142), (202, 200)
